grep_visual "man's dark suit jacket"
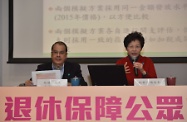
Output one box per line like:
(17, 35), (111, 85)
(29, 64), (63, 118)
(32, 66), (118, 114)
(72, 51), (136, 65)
(34, 61), (87, 86)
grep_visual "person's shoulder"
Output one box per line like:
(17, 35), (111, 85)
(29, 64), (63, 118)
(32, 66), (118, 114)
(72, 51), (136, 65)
(36, 62), (52, 70)
(38, 62), (52, 67)
(141, 56), (153, 62)
(64, 61), (81, 71)
(116, 57), (128, 64)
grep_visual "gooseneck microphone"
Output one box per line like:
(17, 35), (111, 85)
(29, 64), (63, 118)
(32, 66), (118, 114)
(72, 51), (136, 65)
(132, 56), (138, 76)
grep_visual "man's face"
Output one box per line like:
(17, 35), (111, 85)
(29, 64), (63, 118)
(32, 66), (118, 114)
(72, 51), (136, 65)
(51, 44), (67, 67)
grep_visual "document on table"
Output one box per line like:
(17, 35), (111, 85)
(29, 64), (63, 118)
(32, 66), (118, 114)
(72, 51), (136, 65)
(36, 79), (68, 87)
(31, 70), (61, 85)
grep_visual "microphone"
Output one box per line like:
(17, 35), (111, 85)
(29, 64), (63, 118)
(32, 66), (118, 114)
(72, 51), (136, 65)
(132, 56), (138, 76)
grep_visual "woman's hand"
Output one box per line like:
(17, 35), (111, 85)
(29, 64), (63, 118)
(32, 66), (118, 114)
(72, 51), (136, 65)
(133, 62), (146, 75)
(124, 62), (130, 74)
(133, 62), (143, 70)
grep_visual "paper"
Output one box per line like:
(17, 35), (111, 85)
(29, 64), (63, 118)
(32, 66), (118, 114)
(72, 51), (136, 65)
(36, 79), (67, 87)
(134, 78), (166, 86)
(32, 70), (61, 85)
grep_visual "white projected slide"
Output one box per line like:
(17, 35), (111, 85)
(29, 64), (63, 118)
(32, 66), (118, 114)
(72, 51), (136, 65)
(13, 0), (187, 58)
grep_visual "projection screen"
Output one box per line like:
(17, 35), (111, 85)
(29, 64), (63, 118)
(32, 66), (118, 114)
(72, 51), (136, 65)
(8, 0), (187, 63)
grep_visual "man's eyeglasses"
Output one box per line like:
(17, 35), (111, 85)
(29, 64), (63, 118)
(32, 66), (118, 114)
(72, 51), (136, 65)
(51, 51), (66, 55)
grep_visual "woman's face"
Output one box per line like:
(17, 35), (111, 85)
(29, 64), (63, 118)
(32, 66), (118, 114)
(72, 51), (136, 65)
(126, 39), (142, 58)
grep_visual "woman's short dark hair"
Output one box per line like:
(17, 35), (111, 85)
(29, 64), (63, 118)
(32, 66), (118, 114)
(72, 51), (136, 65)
(124, 31), (145, 49)
(51, 41), (68, 52)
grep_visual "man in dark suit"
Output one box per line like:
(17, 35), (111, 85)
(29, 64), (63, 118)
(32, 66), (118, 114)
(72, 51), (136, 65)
(23, 41), (87, 86)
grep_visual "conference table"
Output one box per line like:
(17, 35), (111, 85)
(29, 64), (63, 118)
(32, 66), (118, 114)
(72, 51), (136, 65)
(0, 86), (186, 122)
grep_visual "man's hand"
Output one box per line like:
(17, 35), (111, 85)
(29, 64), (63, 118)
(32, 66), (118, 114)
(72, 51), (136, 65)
(68, 82), (72, 86)
(25, 80), (33, 86)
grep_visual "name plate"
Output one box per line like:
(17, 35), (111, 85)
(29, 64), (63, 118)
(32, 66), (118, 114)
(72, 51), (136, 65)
(36, 79), (67, 86)
(32, 70), (61, 85)
(134, 78), (166, 86)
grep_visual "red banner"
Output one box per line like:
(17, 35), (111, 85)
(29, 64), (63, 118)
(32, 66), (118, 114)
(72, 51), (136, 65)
(0, 86), (187, 122)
